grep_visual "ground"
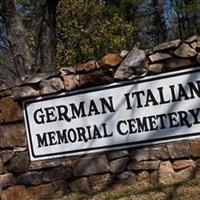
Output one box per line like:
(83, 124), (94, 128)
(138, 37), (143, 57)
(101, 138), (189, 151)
(52, 177), (200, 200)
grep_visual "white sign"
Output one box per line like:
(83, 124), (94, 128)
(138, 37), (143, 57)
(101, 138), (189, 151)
(23, 67), (200, 161)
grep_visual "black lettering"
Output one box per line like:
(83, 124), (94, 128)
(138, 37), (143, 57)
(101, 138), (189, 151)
(56, 105), (71, 122)
(135, 117), (149, 132)
(44, 107), (57, 123)
(157, 114), (167, 129)
(145, 89), (159, 107)
(188, 81), (200, 98)
(88, 100), (100, 116)
(56, 129), (68, 144)
(132, 91), (145, 108)
(76, 127), (88, 142)
(100, 96), (115, 114)
(168, 112), (179, 128)
(157, 87), (170, 104)
(48, 131), (57, 145)
(86, 126), (93, 140)
(169, 85), (178, 102)
(102, 123), (113, 137)
(36, 133), (48, 147)
(68, 129), (77, 142)
(127, 118), (137, 134)
(177, 111), (192, 128)
(124, 93), (132, 110)
(33, 108), (45, 124)
(93, 125), (102, 139)
(177, 84), (190, 101)
(189, 108), (200, 124)
(70, 102), (87, 119)
(117, 120), (128, 135)
(148, 116), (158, 131)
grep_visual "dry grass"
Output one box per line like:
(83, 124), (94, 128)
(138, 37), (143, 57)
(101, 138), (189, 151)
(47, 178), (200, 200)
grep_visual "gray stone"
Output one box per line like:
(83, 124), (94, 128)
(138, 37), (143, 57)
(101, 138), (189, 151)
(159, 161), (195, 186)
(172, 159), (195, 170)
(153, 39), (181, 52)
(1, 185), (30, 200)
(72, 155), (110, 176)
(75, 60), (98, 72)
(197, 36), (200, 49)
(69, 177), (90, 193)
(7, 151), (30, 173)
(13, 147), (27, 152)
(60, 60), (98, 75)
(190, 140), (200, 157)
(167, 142), (191, 159)
(132, 147), (169, 161)
(185, 35), (198, 43)
(149, 52), (171, 62)
(40, 77), (64, 95)
(136, 171), (150, 186)
(150, 170), (158, 185)
(145, 49), (153, 55)
(0, 124), (26, 148)
(27, 183), (54, 199)
(195, 159), (200, 167)
(175, 43), (197, 58)
(195, 168), (200, 178)
(158, 161), (174, 186)
(42, 166), (72, 182)
(191, 42), (197, 49)
(148, 63), (163, 73)
(17, 171), (42, 186)
(114, 48), (147, 80)
(88, 174), (112, 192)
(174, 167), (195, 183)
(110, 157), (129, 173)
(25, 72), (57, 84)
(51, 180), (69, 198)
(0, 150), (15, 163)
(197, 53), (200, 63)
(62, 75), (79, 91)
(78, 69), (114, 88)
(0, 97), (23, 123)
(12, 86), (40, 99)
(117, 171), (136, 185)
(29, 160), (63, 171)
(128, 161), (160, 170)
(0, 156), (5, 174)
(165, 57), (193, 70)
(107, 150), (129, 160)
(0, 89), (12, 97)
(59, 67), (76, 75)
(63, 68), (114, 91)
(0, 173), (16, 188)
(120, 50), (129, 58)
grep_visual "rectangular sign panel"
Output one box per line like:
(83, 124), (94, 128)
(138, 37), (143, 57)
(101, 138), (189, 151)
(23, 67), (200, 160)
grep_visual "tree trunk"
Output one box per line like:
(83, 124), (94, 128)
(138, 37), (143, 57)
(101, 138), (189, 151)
(1, 0), (32, 81)
(33, 0), (59, 73)
(152, 0), (167, 42)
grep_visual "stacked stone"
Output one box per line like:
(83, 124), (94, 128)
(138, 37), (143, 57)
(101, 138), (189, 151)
(1, 36), (200, 199)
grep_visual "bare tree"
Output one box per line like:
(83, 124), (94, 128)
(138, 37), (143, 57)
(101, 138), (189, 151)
(152, 0), (167, 42)
(1, 0), (32, 81)
(33, 0), (59, 73)
(0, 0), (58, 88)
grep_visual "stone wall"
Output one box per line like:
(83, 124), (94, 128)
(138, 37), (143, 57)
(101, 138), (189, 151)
(1, 35), (200, 200)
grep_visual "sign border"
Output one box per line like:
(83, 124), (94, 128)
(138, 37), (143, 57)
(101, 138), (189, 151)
(23, 67), (200, 159)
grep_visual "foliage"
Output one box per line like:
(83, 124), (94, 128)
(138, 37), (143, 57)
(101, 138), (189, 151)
(1, 0), (200, 72)
(56, 0), (135, 67)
